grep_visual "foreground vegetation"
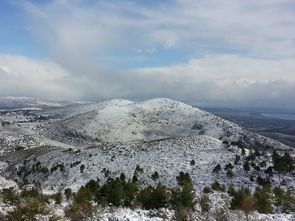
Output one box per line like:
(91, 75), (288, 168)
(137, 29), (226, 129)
(1, 143), (294, 220)
(1, 168), (295, 221)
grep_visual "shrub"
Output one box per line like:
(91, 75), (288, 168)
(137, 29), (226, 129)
(228, 186), (251, 210)
(224, 163), (233, 170)
(176, 172), (192, 187)
(120, 172), (126, 181)
(175, 204), (192, 221)
(212, 164), (222, 178)
(172, 184), (196, 209)
(137, 184), (169, 210)
(226, 169), (234, 178)
(211, 182), (225, 191)
(96, 178), (124, 206)
(65, 202), (93, 221)
(123, 181), (138, 207)
(151, 171), (159, 181)
(65, 188), (72, 201)
(20, 187), (42, 201)
(234, 155), (240, 165)
(135, 165), (144, 174)
(51, 191), (62, 205)
(273, 187), (295, 212)
(7, 199), (50, 221)
(265, 166), (273, 177)
(102, 168), (110, 177)
(243, 161), (250, 171)
(2, 188), (18, 204)
(203, 186), (212, 194)
(254, 186), (273, 214)
(75, 187), (92, 204)
(80, 165), (85, 173)
(199, 194), (210, 212)
(214, 208), (228, 221)
(242, 196), (256, 221)
(85, 179), (100, 196)
(256, 176), (271, 187)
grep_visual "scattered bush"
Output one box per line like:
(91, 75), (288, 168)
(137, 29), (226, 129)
(7, 199), (50, 221)
(211, 182), (226, 192)
(254, 186), (273, 214)
(65, 188), (72, 201)
(203, 186), (212, 194)
(151, 171), (159, 181)
(80, 165), (85, 173)
(137, 183), (169, 210)
(2, 188), (18, 204)
(176, 172), (192, 187)
(199, 194), (210, 213)
(228, 186), (251, 210)
(65, 202), (93, 221)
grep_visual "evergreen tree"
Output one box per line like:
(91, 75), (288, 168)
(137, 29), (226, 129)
(172, 184), (195, 209)
(199, 194), (210, 213)
(283, 152), (294, 174)
(64, 188), (72, 201)
(254, 186), (273, 214)
(226, 169), (234, 178)
(212, 164), (222, 178)
(151, 171), (159, 182)
(243, 161), (250, 171)
(234, 155), (240, 165)
(228, 186), (251, 210)
(176, 172), (192, 187)
(137, 183), (169, 210)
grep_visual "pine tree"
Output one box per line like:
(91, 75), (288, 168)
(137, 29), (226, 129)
(151, 171), (159, 182)
(212, 164), (222, 178)
(254, 186), (273, 214)
(243, 161), (250, 171)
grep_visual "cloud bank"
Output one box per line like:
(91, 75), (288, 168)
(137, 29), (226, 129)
(1, 0), (295, 108)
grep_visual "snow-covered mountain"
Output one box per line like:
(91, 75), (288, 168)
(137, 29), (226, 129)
(0, 97), (294, 220)
(0, 96), (91, 110)
(37, 98), (287, 149)
(0, 96), (63, 110)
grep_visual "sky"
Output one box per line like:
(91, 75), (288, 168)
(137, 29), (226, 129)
(0, 0), (295, 109)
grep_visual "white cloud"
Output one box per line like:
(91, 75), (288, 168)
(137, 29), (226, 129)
(21, 0), (295, 60)
(0, 54), (78, 100)
(2, 0), (295, 108)
(1, 53), (295, 108)
(130, 55), (295, 108)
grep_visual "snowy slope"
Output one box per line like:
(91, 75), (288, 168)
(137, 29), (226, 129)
(0, 96), (92, 111)
(7, 135), (229, 190)
(1, 98), (294, 221)
(8, 135), (288, 192)
(37, 98), (287, 149)
(0, 96), (64, 110)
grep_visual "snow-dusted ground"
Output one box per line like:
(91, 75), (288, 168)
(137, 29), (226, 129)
(1, 98), (294, 192)
(0, 161), (17, 189)
(35, 98), (288, 149)
(93, 208), (294, 221)
(0, 98), (288, 155)
(7, 135), (294, 193)
(0, 97), (294, 221)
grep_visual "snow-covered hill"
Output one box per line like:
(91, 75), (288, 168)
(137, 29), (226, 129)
(37, 98), (287, 149)
(0, 97), (294, 221)
(0, 96), (92, 111)
(0, 96), (64, 110)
